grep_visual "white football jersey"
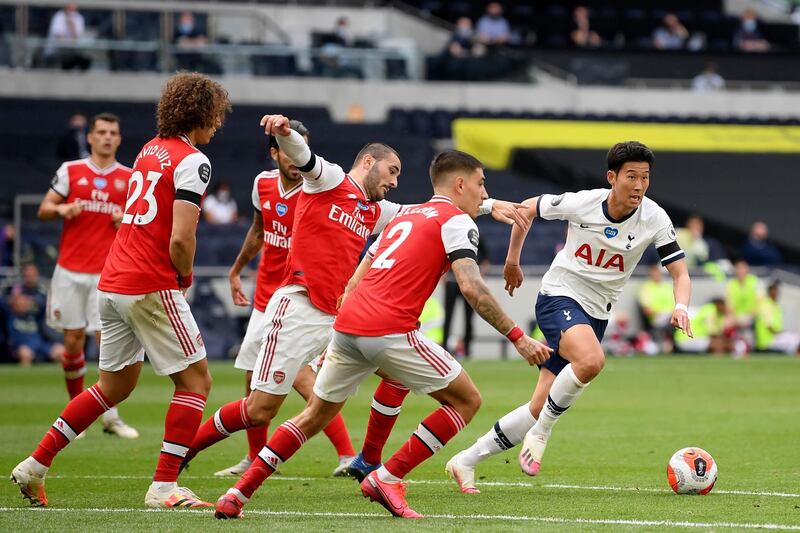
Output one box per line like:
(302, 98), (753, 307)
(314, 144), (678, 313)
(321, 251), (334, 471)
(537, 188), (684, 320)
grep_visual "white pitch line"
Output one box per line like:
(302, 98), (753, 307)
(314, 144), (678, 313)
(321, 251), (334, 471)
(0, 507), (799, 530)
(47, 474), (800, 498)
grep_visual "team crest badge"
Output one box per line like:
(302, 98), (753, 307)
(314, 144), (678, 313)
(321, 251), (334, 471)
(273, 370), (285, 384)
(114, 179), (126, 192)
(276, 202), (288, 216)
(93, 177), (107, 190)
(604, 227), (618, 239)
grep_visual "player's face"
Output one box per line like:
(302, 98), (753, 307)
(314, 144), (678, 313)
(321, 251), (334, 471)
(195, 115), (223, 145)
(363, 154), (401, 201)
(87, 120), (121, 158)
(608, 161), (649, 211)
(460, 168), (489, 218)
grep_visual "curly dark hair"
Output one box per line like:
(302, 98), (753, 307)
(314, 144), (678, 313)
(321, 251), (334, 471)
(156, 72), (231, 138)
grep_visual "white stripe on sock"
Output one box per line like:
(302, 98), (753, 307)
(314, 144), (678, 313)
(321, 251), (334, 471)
(161, 441), (189, 458)
(415, 423), (445, 453)
(371, 399), (401, 416)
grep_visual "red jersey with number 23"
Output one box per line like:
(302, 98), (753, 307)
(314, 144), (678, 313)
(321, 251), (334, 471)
(251, 170), (301, 312)
(335, 196), (480, 337)
(98, 135), (212, 294)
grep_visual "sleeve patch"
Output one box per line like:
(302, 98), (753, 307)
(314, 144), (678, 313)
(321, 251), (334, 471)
(468, 228), (479, 248)
(198, 163), (211, 183)
(448, 249), (478, 263)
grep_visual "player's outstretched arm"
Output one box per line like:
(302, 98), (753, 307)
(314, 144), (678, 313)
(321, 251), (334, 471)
(170, 201), (200, 285)
(666, 258), (693, 338)
(504, 197), (538, 296)
(38, 190), (81, 221)
(229, 209), (264, 306)
(452, 257), (551, 365)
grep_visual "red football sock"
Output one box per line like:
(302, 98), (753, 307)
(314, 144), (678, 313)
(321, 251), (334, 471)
(61, 351), (86, 399)
(32, 384), (113, 467)
(383, 405), (465, 479)
(153, 391), (206, 482)
(322, 413), (356, 458)
(361, 379), (410, 464)
(186, 397), (252, 463)
(234, 421), (306, 500)
(246, 425), (268, 461)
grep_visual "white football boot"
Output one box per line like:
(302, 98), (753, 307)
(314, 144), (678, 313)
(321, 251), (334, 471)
(214, 456), (253, 477)
(445, 452), (480, 494)
(518, 431), (549, 476)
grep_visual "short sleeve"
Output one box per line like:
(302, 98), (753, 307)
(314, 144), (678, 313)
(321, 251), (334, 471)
(441, 214), (479, 262)
(652, 208), (685, 266)
(373, 200), (403, 235)
(536, 191), (589, 221)
(173, 152), (211, 206)
(50, 163), (70, 198)
(251, 177), (261, 211)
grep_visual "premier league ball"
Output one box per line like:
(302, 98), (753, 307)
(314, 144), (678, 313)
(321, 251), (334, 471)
(667, 447), (717, 494)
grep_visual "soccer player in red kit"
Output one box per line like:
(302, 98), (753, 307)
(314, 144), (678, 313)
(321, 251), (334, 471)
(38, 113), (137, 439)
(10, 73), (231, 509)
(210, 120), (357, 478)
(181, 115), (526, 476)
(213, 150), (551, 519)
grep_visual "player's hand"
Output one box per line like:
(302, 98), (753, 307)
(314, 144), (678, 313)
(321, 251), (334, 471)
(671, 308), (692, 338)
(513, 335), (552, 366)
(490, 200), (530, 231)
(57, 203), (82, 220)
(503, 263), (523, 296)
(229, 272), (250, 307)
(259, 114), (292, 137)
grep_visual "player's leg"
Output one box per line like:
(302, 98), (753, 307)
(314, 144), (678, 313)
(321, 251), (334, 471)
(48, 266), (90, 400)
(448, 369), (555, 493)
(347, 374), (410, 481)
(212, 370), (266, 477)
(93, 321), (138, 439)
(292, 363), (356, 475)
(216, 331), (374, 519)
(61, 329), (87, 399)
(361, 330), (472, 518)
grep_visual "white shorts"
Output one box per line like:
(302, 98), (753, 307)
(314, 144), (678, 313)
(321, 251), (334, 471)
(98, 289), (207, 376)
(314, 329), (462, 403)
(47, 265), (101, 332)
(250, 286), (334, 395)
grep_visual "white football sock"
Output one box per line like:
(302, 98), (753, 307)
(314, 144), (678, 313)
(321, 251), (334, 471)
(151, 481), (177, 492)
(376, 466), (401, 484)
(531, 363), (586, 437)
(102, 406), (119, 423)
(460, 403), (536, 467)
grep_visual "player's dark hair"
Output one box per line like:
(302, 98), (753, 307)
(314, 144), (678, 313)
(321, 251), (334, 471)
(352, 142), (400, 168)
(269, 119), (310, 151)
(429, 150), (483, 187)
(89, 113), (120, 132)
(607, 141), (654, 173)
(157, 72), (231, 138)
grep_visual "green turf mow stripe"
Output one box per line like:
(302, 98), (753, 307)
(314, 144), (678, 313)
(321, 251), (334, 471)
(47, 475), (800, 498)
(2, 507), (799, 530)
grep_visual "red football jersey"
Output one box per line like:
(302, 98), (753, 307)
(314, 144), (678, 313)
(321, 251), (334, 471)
(335, 196), (480, 336)
(280, 157), (402, 315)
(251, 169), (301, 312)
(50, 159), (131, 273)
(98, 135), (211, 295)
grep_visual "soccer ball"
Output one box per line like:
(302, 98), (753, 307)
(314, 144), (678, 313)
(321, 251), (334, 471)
(667, 447), (717, 494)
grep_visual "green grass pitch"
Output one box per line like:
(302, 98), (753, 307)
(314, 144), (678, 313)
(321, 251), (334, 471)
(1, 356), (799, 531)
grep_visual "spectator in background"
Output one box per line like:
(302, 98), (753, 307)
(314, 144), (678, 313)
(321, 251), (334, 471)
(674, 298), (729, 354)
(203, 181), (238, 224)
(676, 214), (710, 268)
(637, 264), (674, 352)
(447, 17), (485, 58)
(4, 290), (64, 366)
(174, 11), (208, 47)
(443, 239), (489, 358)
(692, 62), (726, 92)
(46, 3), (91, 70)
(0, 223), (15, 267)
(332, 16), (351, 46)
(476, 2), (511, 46)
(726, 258), (763, 353)
(174, 11), (220, 73)
(570, 6), (602, 49)
(652, 13), (688, 50)
(734, 9), (770, 52)
(57, 113), (89, 161)
(755, 281), (800, 354)
(742, 220), (782, 267)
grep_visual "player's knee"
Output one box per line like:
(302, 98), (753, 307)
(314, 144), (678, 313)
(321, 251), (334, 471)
(573, 351), (605, 381)
(452, 390), (481, 424)
(246, 396), (280, 426)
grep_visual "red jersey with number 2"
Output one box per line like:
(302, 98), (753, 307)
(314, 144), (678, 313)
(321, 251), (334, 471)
(335, 196), (480, 337)
(98, 135), (212, 295)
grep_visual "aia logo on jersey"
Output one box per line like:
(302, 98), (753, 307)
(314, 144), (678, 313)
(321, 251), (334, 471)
(276, 202), (288, 216)
(575, 243), (625, 272)
(273, 370), (285, 384)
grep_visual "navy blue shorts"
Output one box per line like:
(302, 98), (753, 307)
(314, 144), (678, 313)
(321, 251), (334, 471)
(534, 294), (608, 376)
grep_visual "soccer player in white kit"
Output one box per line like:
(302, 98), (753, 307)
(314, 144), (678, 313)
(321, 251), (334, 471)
(213, 150), (551, 519)
(447, 141), (694, 492)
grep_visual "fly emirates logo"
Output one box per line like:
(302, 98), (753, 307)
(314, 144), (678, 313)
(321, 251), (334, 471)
(328, 203), (371, 240)
(76, 189), (122, 215)
(264, 220), (290, 249)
